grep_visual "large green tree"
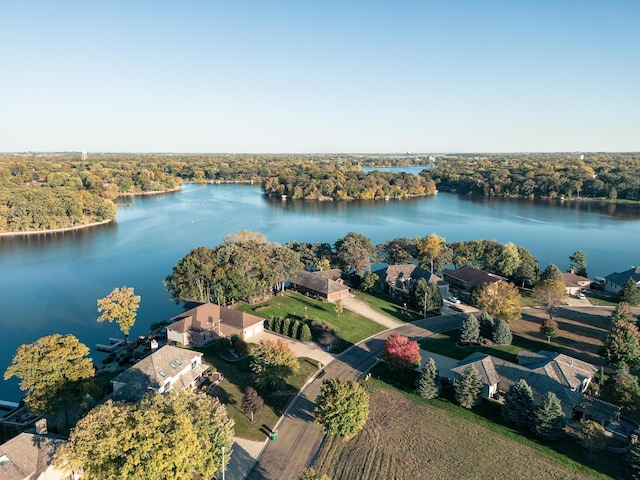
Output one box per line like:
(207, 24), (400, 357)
(531, 392), (566, 440)
(416, 358), (441, 399)
(619, 277), (640, 306)
(4, 334), (95, 414)
(55, 392), (234, 480)
(476, 281), (521, 322)
(417, 233), (446, 274)
(250, 339), (300, 387)
(603, 316), (640, 371)
(569, 250), (588, 277)
(501, 379), (534, 427)
(410, 277), (442, 316)
(492, 319), (513, 345)
(540, 263), (563, 282)
(460, 314), (480, 343)
(97, 286), (141, 343)
(454, 365), (483, 409)
(334, 232), (376, 275)
(314, 378), (369, 439)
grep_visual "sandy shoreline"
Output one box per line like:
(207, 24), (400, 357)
(0, 219), (114, 237)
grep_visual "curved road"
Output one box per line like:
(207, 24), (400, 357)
(246, 313), (463, 480)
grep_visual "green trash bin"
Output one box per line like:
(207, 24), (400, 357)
(270, 430), (279, 441)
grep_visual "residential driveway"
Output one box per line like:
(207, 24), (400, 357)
(340, 295), (404, 329)
(418, 350), (460, 380)
(249, 331), (335, 368)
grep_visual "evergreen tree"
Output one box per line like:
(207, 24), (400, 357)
(492, 320), (513, 345)
(455, 365), (483, 409)
(540, 263), (563, 282)
(291, 320), (301, 339)
(299, 324), (312, 342)
(416, 358), (441, 399)
(282, 318), (291, 337)
(569, 250), (588, 277)
(460, 314), (480, 343)
(478, 312), (494, 340)
(531, 392), (566, 440)
(627, 440), (640, 480)
(619, 277), (640, 306)
(501, 379), (534, 427)
(603, 317), (640, 371)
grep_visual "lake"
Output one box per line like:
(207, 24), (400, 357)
(1, 182), (640, 401)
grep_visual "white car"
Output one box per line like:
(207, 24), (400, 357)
(577, 292), (586, 300)
(447, 296), (461, 304)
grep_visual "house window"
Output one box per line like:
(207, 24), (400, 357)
(191, 360), (197, 370)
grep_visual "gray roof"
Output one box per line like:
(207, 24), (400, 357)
(111, 345), (204, 401)
(290, 271), (349, 296)
(0, 433), (64, 480)
(452, 350), (597, 408)
(442, 266), (506, 289)
(374, 264), (442, 285)
(605, 266), (640, 288)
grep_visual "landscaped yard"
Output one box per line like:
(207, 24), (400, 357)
(419, 329), (559, 363)
(238, 291), (385, 352)
(196, 344), (318, 441)
(353, 291), (416, 322)
(312, 379), (625, 480)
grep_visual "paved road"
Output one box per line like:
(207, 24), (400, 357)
(245, 313), (463, 480)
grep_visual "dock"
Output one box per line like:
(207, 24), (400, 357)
(95, 337), (125, 353)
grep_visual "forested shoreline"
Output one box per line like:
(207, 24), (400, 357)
(2, 152), (639, 233)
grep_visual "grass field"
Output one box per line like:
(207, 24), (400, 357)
(313, 380), (625, 480)
(354, 291), (417, 322)
(196, 344), (318, 441)
(238, 292), (385, 352)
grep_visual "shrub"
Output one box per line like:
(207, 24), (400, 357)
(291, 320), (301, 339)
(299, 324), (312, 342)
(231, 334), (250, 357)
(492, 320), (513, 345)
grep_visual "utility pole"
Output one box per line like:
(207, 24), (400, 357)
(423, 291), (427, 318)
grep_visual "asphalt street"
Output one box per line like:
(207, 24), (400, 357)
(245, 313), (463, 480)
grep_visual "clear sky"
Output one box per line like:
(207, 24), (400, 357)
(1, 1), (638, 153)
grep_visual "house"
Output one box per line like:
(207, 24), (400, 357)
(441, 266), (506, 295)
(110, 345), (209, 402)
(289, 270), (350, 302)
(450, 350), (598, 413)
(166, 302), (265, 346)
(0, 421), (71, 480)
(603, 266), (640, 294)
(562, 271), (591, 296)
(373, 264), (449, 299)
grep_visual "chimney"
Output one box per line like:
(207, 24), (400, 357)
(35, 418), (47, 435)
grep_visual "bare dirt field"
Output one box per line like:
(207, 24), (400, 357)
(313, 386), (616, 480)
(513, 306), (615, 366)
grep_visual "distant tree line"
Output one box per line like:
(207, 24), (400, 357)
(428, 152), (640, 201)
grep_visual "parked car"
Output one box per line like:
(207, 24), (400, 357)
(577, 292), (586, 300)
(447, 296), (461, 304)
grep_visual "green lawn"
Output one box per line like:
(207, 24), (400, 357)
(519, 287), (539, 307)
(238, 292), (384, 352)
(419, 329), (559, 363)
(196, 343), (318, 441)
(354, 291), (418, 322)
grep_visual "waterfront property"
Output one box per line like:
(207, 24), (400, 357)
(442, 266), (507, 296)
(604, 266), (640, 294)
(562, 271), (591, 296)
(373, 264), (449, 299)
(289, 270), (350, 302)
(166, 302), (265, 346)
(0, 420), (70, 480)
(110, 345), (208, 402)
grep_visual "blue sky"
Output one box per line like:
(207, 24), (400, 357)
(1, 1), (638, 153)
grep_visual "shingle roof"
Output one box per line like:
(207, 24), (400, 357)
(290, 271), (349, 296)
(111, 345), (203, 400)
(0, 433), (64, 480)
(451, 352), (502, 386)
(442, 266), (506, 288)
(605, 267), (640, 288)
(374, 264), (442, 284)
(168, 303), (264, 334)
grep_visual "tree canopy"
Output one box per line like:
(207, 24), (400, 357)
(501, 379), (534, 428)
(533, 279), (567, 321)
(476, 281), (521, 322)
(250, 339), (300, 387)
(454, 365), (483, 409)
(334, 232), (376, 275)
(619, 278), (640, 306)
(382, 334), (421, 371)
(314, 378), (370, 438)
(55, 392), (234, 480)
(97, 286), (141, 343)
(4, 334), (95, 414)
(416, 358), (441, 399)
(531, 392), (566, 440)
